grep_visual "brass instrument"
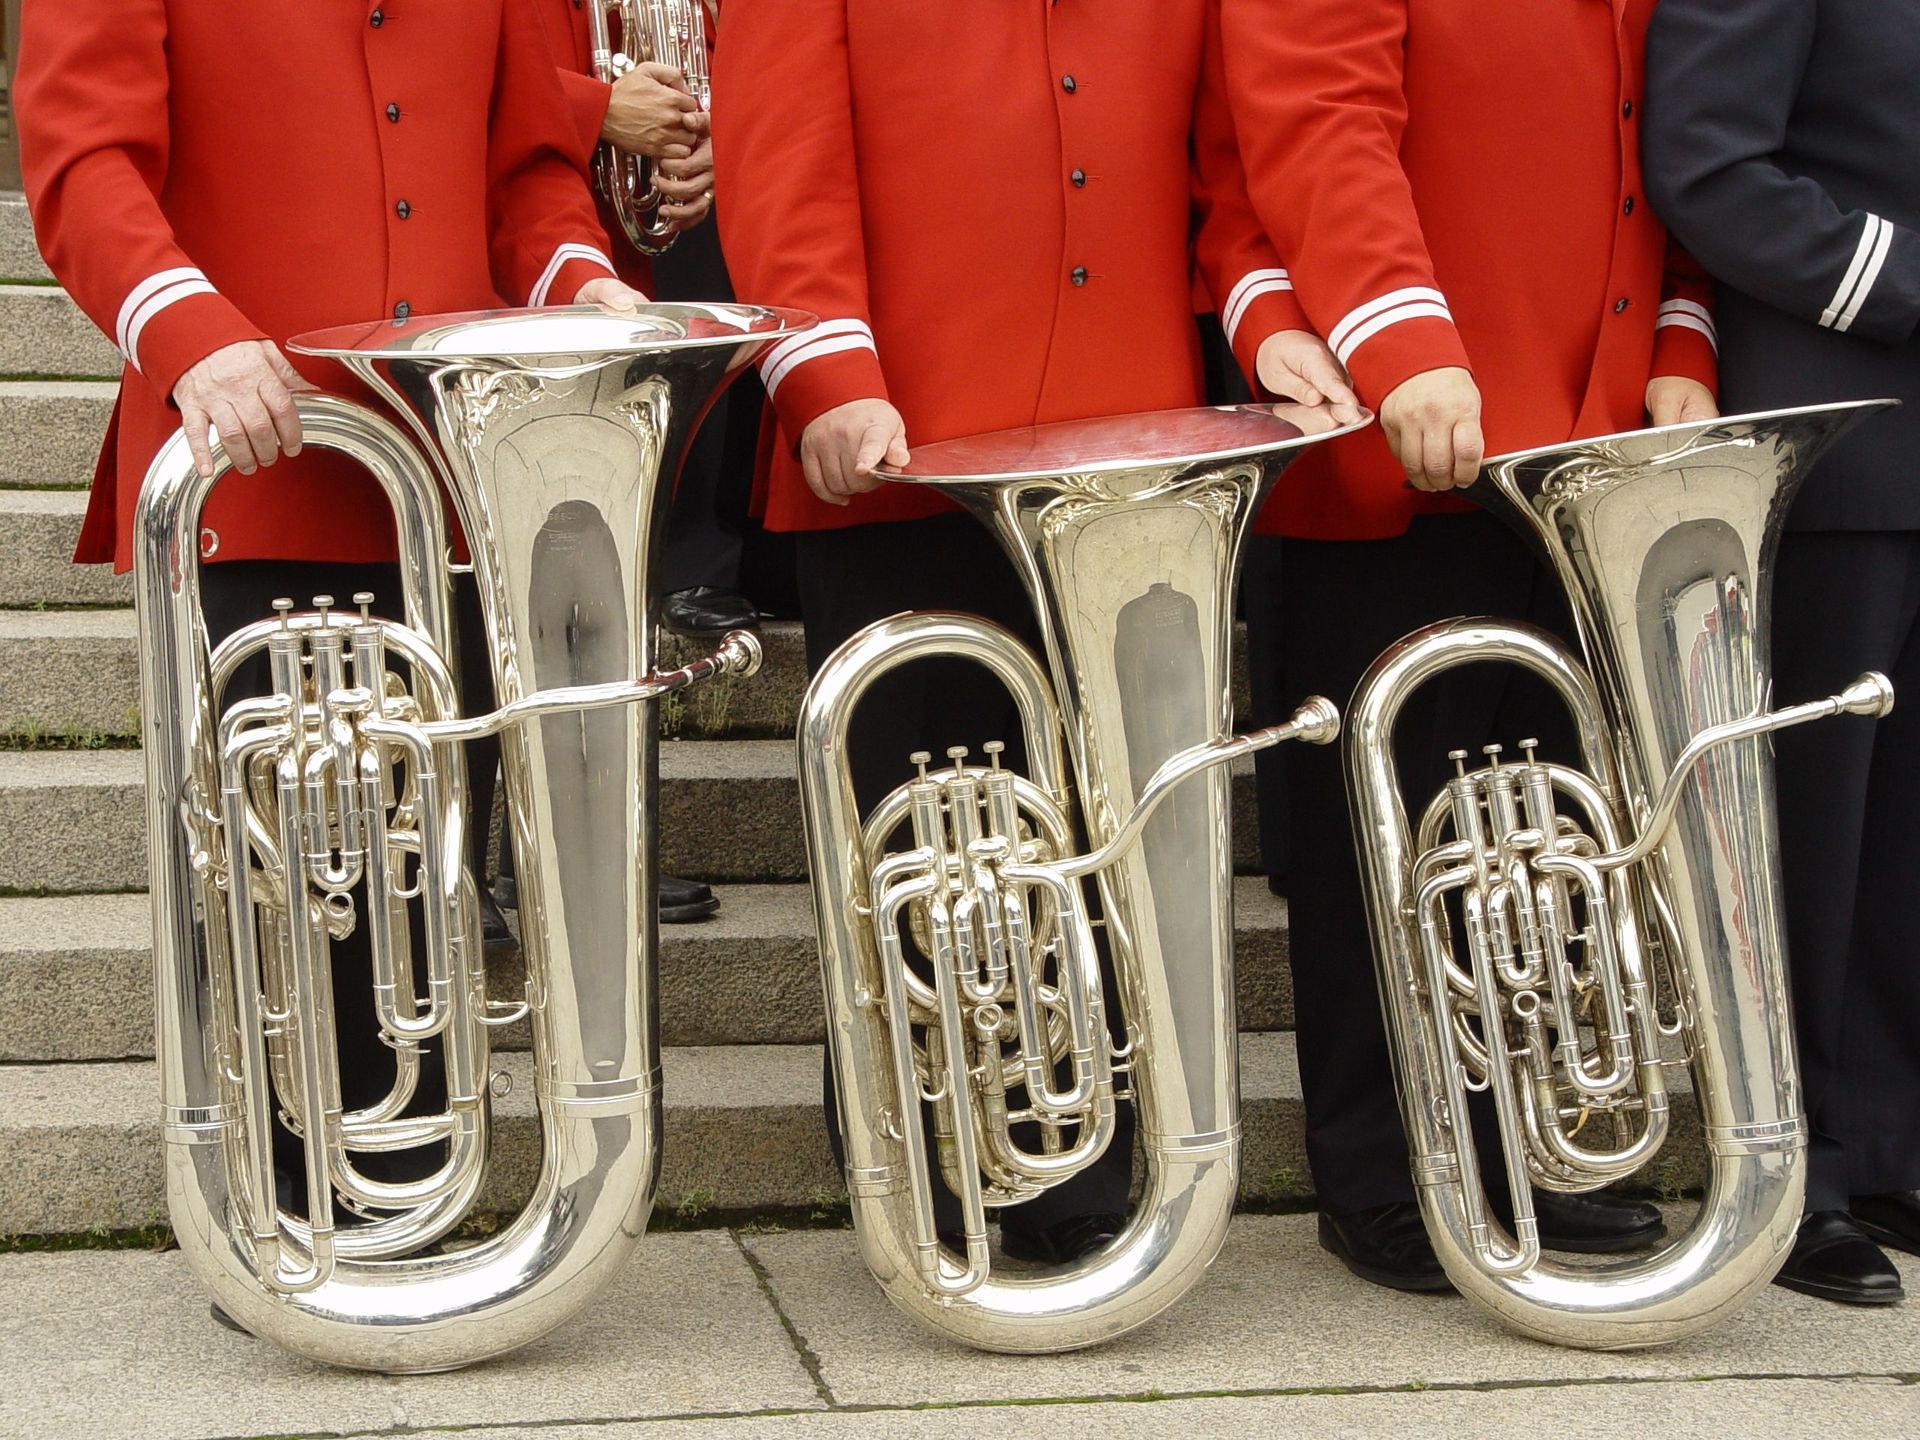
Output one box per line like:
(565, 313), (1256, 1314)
(137, 302), (810, 1371)
(797, 405), (1366, 1352)
(587, 0), (711, 255)
(1345, 401), (1897, 1348)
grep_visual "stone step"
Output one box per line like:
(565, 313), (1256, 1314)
(0, 609), (141, 740)
(0, 194), (51, 283)
(0, 489), (128, 606)
(0, 743), (1268, 893)
(0, 283), (122, 379)
(0, 379), (116, 490)
(0, 879), (1294, 1061)
(0, 1031), (1708, 1235)
(0, 609), (806, 742)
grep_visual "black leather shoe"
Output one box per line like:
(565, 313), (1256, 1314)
(1773, 1211), (1904, 1306)
(999, 1212), (1126, 1265)
(477, 884), (516, 955)
(1852, 1191), (1920, 1258)
(661, 586), (759, 639)
(1319, 1202), (1453, 1292)
(661, 872), (720, 923)
(492, 871), (518, 912)
(1521, 1189), (1667, 1254)
(209, 1302), (253, 1336)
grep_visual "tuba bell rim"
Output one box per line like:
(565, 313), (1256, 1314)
(290, 301), (818, 366)
(889, 402), (1374, 487)
(1477, 396), (1899, 473)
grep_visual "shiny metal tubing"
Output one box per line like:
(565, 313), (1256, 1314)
(587, 0), (711, 255)
(1345, 400), (1899, 1348)
(140, 303), (808, 1370)
(797, 407), (1366, 1352)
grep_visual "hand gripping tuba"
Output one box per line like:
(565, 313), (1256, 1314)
(797, 405), (1366, 1352)
(587, 0), (711, 255)
(136, 303), (810, 1371)
(1345, 400), (1898, 1348)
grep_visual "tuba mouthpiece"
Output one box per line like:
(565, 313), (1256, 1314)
(1290, 695), (1343, 746)
(1838, 671), (1896, 719)
(714, 629), (764, 681)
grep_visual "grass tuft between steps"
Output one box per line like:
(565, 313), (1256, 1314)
(1, 717), (137, 750)
(0, 371), (122, 383)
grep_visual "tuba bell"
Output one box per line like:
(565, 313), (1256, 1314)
(587, 0), (712, 256)
(797, 404), (1365, 1352)
(136, 302), (810, 1371)
(1344, 400), (1897, 1348)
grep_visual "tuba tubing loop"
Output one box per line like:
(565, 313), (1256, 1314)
(796, 406), (1370, 1353)
(1344, 400), (1901, 1349)
(140, 299), (807, 1372)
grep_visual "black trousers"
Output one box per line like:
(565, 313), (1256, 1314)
(1243, 513), (1576, 1214)
(1772, 529), (1920, 1210)
(199, 560), (499, 1189)
(797, 515), (1137, 1232)
(652, 215), (759, 596)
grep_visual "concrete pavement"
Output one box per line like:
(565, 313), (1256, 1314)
(3, 1212), (1915, 1439)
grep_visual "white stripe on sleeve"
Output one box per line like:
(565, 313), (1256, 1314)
(761, 330), (880, 399)
(1327, 287), (1450, 360)
(116, 267), (208, 361)
(1835, 218), (1895, 335)
(529, 243), (618, 307)
(1657, 299), (1718, 352)
(122, 276), (217, 374)
(1820, 215), (1885, 330)
(1655, 312), (1719, 352)
(1221, 268), (1293, 346)
(1332, 301), (1454, 367)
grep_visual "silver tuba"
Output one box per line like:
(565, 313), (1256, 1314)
(1345, 400), (1897, 1348)
(797, 405), (1365, 1352)
(137, 302), (810, 1371)
(587, 0), (712, 255)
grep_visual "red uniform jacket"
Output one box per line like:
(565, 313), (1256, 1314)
(1222, 0), (1721, 540)
(713, 0), (1309, 533)
(17, 0), (620, 571)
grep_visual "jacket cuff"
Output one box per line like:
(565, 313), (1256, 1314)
(759, 321), (889, 439)
(1821, 218), (1920, 348)
(1652, 300), (1720, 392)
(529, 243), (623, 306)
(1222, 269), (1313, 387)
(557, 69), (614, 169)
(1333, 292), (1473, 409)
(125, 277), (270, 404)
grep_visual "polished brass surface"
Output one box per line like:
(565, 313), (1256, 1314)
(797, 405), (1364, 1352)
(137, 302), (808, 1370)
(1345, 401), (1897, 1347)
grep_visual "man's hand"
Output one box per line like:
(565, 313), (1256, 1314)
(654, 137), (715, 232)
(1256, 330), (1365, 426)
(1270, 402), (1345, 437)
(575, 276), (649, 311)
(1646, 376), (1718, 428)
(1380, 367), (1484, 492)
(601, 64), (707, 158)
(173, 340), (315, 479)
(799, 399), (909, 506)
